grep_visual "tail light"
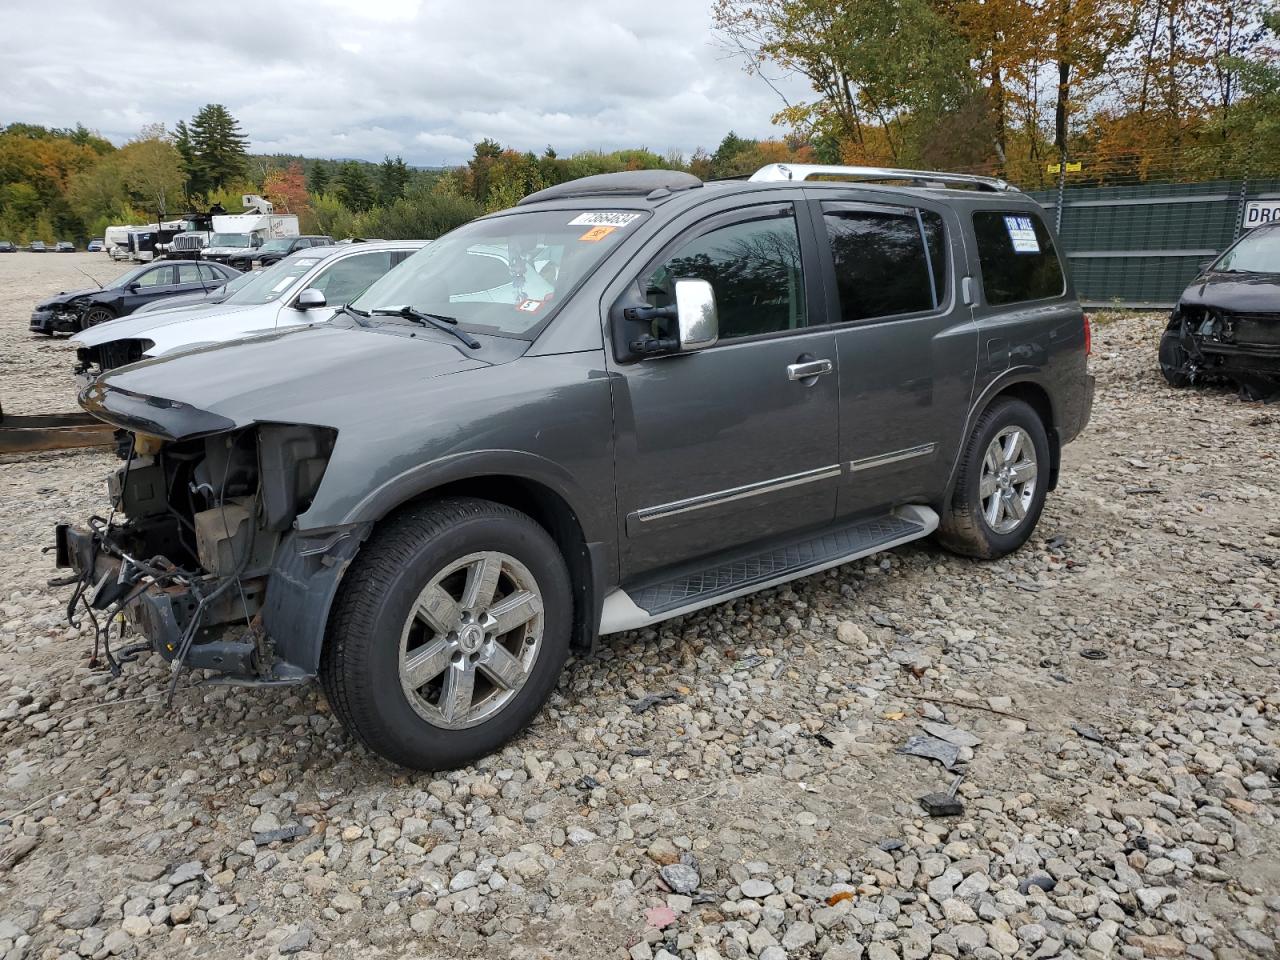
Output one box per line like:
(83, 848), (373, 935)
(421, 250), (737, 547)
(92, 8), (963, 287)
(1083, 313), (1092, 356)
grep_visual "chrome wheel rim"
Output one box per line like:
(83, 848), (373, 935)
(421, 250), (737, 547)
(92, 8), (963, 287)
(980, 426), (1038, 535)
(398, 551), (544, 730)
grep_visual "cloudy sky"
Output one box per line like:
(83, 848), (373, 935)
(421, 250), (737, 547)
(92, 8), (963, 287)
(4, 0), (813, 165)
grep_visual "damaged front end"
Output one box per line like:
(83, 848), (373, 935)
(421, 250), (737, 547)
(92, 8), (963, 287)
(56, 383), (366, 691)
(1165, 304), (1280, 398)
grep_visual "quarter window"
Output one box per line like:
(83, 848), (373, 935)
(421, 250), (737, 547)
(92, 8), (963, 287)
(972, 211), (1064, 305)
(198, 263), (222, 282)
(645, 209), (806, 340)
(822, 207), (940, 322)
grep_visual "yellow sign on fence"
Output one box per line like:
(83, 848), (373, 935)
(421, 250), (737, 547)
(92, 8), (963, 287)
(1047, 162), (1083, 174)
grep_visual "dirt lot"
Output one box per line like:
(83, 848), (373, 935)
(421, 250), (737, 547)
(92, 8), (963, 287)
(0, 253), (1277, 960)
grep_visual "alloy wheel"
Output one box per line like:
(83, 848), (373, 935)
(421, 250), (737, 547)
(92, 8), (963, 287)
(398, 551), (544, 730)
(979, 425), (1038, 535)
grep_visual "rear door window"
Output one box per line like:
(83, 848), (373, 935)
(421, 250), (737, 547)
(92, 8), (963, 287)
(821, 205), (943, 321)
(972, 211), (1064, 305)
(176, 263), (203, 284)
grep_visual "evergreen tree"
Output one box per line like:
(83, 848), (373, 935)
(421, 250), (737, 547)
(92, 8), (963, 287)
(308, 161), (330, 195)
(336, 161), (374, 212)
(187, 104), (249, 195)
(377, 155), (411, 206)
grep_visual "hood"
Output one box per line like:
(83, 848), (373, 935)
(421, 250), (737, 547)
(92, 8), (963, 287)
(1180, 271), (1280, 314)
(36, 286), (99, 309)
(72, 302), (265, 347)
(79, 322), (510, 438)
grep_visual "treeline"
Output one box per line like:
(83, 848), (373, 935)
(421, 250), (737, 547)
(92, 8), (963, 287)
(0, 102), (813, 243)
(713, 0), (1280, 185)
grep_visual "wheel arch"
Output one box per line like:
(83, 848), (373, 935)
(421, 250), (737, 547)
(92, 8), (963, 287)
(946, 372), (1060, 501)
(360, 468), (608, 654)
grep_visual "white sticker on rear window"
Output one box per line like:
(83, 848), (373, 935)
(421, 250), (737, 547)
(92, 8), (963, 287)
(1004, 216), (1040, 254)
(568, 212), (641, 228)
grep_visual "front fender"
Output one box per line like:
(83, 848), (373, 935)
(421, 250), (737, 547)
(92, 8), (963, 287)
(336, 448), (612, 545)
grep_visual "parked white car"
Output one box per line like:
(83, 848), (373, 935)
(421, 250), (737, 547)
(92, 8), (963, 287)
(72, 241), (427, 377)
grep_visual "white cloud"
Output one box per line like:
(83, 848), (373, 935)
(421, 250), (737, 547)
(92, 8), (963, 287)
(2, 0), (813, 165)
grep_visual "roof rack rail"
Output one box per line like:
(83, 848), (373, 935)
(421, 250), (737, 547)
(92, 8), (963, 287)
(749, 163), (1017, 193)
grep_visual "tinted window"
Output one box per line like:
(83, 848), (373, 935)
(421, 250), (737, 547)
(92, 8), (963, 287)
(823, 208), (934, 321)
(972, 211), (1064, 305)
(198, 263), (222, 282)
(921, 211), (947, 304)
(645, 209), (806, 339)
(311, 252), (393, 305)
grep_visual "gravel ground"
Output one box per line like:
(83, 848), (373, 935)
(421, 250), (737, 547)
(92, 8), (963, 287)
(1, 253), (1277, 960)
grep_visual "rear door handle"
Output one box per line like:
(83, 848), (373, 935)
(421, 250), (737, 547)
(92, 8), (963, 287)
(787, 358), (834, 381)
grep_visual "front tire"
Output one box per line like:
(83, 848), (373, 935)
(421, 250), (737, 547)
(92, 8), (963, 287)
(82, 306), (115, 329)
(320, 497), (572, 770)
(1158, 329), (1192, 387)
(936, 398), (1051, 559)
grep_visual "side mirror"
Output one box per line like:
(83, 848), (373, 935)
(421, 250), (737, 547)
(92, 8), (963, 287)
(126, 282), (140, 292)
(295, 288), (326, 310)
(674, 278), (718, 351)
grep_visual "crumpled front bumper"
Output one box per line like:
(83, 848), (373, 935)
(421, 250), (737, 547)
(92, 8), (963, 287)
(30, 306), (79, 335)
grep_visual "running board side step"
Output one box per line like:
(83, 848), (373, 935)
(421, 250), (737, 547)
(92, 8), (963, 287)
(598, 505), (938, 635)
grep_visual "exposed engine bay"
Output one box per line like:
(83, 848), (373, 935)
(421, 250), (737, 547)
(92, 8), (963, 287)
(56, 423), (342, 693)
(1164, 304), (1280, 399)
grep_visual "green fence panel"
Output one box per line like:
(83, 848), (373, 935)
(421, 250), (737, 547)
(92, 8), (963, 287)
(1025, 178), (1280, 308)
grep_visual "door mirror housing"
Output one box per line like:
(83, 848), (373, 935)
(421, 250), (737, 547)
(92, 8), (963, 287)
(295, 288), (327, 310)
(674, 279), (718, 351)
(125, 282), (140, 293)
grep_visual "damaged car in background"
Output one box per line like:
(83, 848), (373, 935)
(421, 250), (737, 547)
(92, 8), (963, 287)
(1160, 221), (1280, 399)
(55, 165), (1093, 771)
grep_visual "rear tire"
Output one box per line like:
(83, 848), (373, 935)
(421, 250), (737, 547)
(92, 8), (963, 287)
(1158, 329), (1192, 387)
(936, 398), (1051, 559)
(320, 497), (572, 770)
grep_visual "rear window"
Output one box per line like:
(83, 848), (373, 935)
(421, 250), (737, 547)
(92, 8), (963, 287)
(972, 211), (1064, 305)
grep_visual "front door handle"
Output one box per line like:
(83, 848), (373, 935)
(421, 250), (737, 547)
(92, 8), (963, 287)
(787, 358), (834, 381)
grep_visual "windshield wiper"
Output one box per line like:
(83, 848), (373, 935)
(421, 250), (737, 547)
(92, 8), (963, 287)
(370, 306), (481, 349)
(339, 303), (371, 327)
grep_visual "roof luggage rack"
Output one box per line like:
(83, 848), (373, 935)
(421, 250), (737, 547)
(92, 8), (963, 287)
(749, 163), (1017, 193)
(518, 170), (703, 206)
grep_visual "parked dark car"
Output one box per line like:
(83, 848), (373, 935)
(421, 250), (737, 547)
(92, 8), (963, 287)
(56, 165), (1092, 770)
(30, 259), (240, 334)
(29, 240), (47, 252)
(225, 235), (333, 270)
(56, 241), (75, 252)
(1159, 222), (1280, 398)
(87, 239), (105, 252)
(0, 241), (15, 253)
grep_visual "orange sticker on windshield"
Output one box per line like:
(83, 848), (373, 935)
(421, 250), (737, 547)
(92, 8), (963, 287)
(516, 298), (543, 313)
(579, 225), (616, 242)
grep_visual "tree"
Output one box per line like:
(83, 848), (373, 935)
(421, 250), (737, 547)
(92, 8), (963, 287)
(183, 104), (249, 196)
(308, 161), (330, 195)
(262, 161), (309, 215)
(361, 183), (482, 239)
(118, 131), (185, 225)
(377, 155), (411, 206)
(335, 161), (375, 212)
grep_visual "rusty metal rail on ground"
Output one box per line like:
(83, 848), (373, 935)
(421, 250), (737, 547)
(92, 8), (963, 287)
(0, 401), (114, 455)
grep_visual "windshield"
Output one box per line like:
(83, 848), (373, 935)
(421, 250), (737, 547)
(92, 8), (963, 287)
(350, 209), (645, 337)
(210, 233), (251, 248)
(1214, 227), (1280, 274)
(259, 238), (293, 253)
(223, 255), (319, 304)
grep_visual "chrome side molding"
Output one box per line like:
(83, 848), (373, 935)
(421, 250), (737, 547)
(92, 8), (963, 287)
(632, 464), (842, 524)
(849, 443), (936, 473)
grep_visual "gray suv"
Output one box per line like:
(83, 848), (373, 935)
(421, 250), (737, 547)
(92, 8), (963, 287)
(55, 164), (1093, 770)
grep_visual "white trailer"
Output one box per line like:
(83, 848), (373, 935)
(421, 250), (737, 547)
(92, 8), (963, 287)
(169, 195), (300, 261)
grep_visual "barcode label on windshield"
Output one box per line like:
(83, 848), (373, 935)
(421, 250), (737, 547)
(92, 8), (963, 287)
(569, 212), (641, 228)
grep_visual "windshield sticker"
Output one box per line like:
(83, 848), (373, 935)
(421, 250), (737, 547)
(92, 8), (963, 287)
(1004, 216), (1040, 254)
(295, 258), (320, 267)
(568, 212), (641, 228)
(516, 298), (544, 313)
(270, 278), (295, 293)
(578, 225), (617, 242)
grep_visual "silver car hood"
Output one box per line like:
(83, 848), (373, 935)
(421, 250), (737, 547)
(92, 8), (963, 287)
(71, 302), (267, 348)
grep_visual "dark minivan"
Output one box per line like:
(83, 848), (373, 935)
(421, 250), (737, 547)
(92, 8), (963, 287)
(57, 164), (1092, 769)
